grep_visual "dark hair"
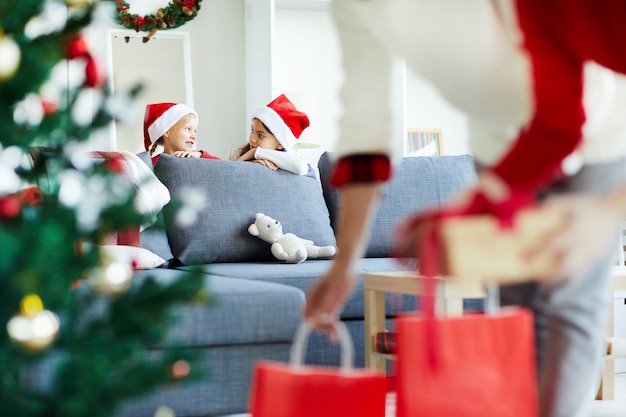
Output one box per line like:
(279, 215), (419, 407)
(238, 143), (252, 157)
(260, 121), (273, 136)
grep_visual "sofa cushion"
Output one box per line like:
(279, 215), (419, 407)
(318, 152), (477, 258)
(139, 216), (174, 262)
(154, 155), (336, 264)
(180, 258), (414, 320)
(83, 268), (305, 347)
(139, 269), (306, 347)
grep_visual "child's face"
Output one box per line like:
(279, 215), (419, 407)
(163, 114), (198, 154)
(249, 118), (283, 151)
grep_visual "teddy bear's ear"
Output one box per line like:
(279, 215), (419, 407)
(255, 212), (264, 219)
(248, 224), (259, 236)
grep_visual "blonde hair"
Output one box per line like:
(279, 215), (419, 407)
(149, 113), (197, 156)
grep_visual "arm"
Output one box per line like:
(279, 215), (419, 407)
(227, 145), (244, 161)
(198, 150), (220, 160)
(332, 0), (395, 159)
(488, 1), (585, 194)
(254, 148), (308, 175)
(304, 182), (384, 321)
(304, 0), (395, 324)
(170, 150), (220, 159)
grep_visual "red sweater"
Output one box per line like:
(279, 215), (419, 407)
(330, 0), (626, 202)
(492, 0), (626, 193)
(151, 150), (220, 165)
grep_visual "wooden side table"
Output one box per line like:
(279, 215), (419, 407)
(596, 265), (626, 400)
(363, 270), (486, 373)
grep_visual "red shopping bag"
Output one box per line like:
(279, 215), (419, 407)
(248, 320), (387, 417)
(395, 307), (537, 417)
(395, 221), (539, 417)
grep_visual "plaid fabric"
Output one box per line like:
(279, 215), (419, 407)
(330, 154), (392, 187)
(92, 151), (140, 247)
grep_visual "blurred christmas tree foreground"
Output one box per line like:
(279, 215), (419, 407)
(0, 1), (209, 416)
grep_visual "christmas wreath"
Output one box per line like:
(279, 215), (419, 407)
(114, 0), (202, 42)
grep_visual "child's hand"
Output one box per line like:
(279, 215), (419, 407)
(253, 159), (278, 171)
(173, 150), (202, 158)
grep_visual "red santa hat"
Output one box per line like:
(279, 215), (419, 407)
(143, 102), (198, 151)
(252, 94), (310, 151)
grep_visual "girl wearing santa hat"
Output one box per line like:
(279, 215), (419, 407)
(228, 94), (309, 175)
(143, 102), (220, 165)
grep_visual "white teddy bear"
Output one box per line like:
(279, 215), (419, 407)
(248, 213), (336, 264)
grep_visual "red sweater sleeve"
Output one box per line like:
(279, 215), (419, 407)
(199, 150), (220, 160)
(493, 0), (626, 193)
(491, 0), (584, 193)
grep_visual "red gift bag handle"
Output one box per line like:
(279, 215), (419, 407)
(290, 320), (355, 371)
(413, 190), (532, 368)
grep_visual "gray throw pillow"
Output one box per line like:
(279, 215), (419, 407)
(155, 155), (336, 264)
(318, 151), (477, 258)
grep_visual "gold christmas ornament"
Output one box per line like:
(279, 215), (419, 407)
(6, 294), (60, 351)
(154, 405), (176, 417)
(87, 256), (133, 296)
(64, 0), (92, 7)
(0, 29), (21, 81)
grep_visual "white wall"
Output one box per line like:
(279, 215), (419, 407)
(94, 0), (247, 159)
(273, 6), (471, 169)
(273, 8), (342, 167)
(186, 0), (247, 159)
(404, 70), (471, 156)
(97, 1), (470, 163)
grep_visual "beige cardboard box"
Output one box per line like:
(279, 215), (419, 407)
(440, 207), (565, 283)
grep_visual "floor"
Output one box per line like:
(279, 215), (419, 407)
(384, 376), (626, 416)
(231, 373), (625, 417)
(591, 373), (626, 417)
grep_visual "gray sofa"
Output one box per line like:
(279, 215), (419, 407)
(116, 151), (479, 417)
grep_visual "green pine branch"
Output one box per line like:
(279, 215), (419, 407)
(0, 2), (212, 416)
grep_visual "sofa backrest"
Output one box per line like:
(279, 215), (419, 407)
(154, 155), (337, 264)
(318, 152), (478, 258)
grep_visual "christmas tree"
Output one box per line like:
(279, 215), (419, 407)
(0, 1), (208, 416)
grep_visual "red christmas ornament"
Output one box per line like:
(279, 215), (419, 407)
(41, 98), (58, 115)
(17, 186), (43, 207)
(0, 195), (22, 218)
(70, 279), (82, 291)
(85, 55), (101, 87)
(66, 35), (89, 59)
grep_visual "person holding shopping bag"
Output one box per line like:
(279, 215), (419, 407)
(304, 1), (626, 417)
